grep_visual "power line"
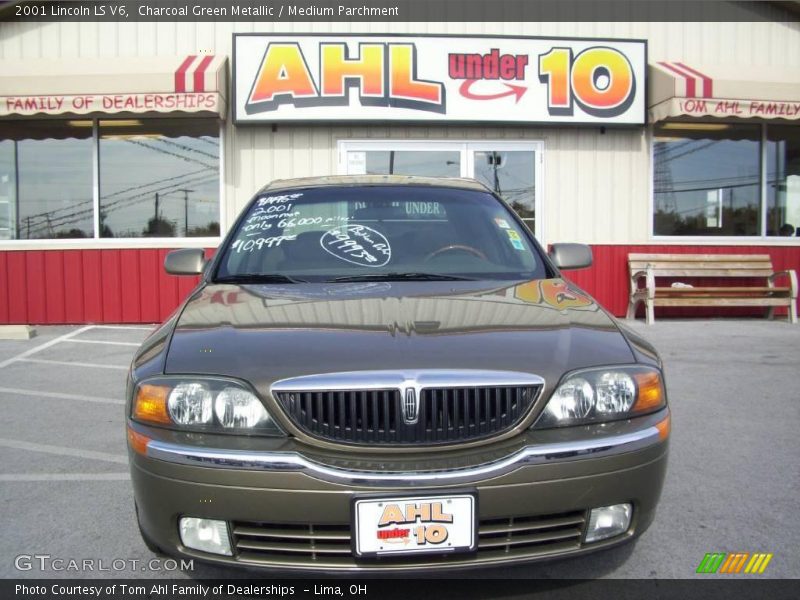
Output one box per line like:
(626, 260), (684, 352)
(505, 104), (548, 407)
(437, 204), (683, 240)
(20, 167), (213, 221)
(154, 138), (219, 161)
(23, 173), (219, 236)
(122, 138), (215, 169)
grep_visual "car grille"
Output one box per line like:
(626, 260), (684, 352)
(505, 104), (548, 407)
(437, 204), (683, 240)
(231, 510), (586, 569)
(274, 385), (541, 445)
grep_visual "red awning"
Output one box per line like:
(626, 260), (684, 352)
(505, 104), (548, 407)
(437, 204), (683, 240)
(648, 61), (800, 122)
(0, 55), (227, 118)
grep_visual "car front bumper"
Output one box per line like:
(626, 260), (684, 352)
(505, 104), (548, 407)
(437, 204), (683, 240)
(129, 410), (669, 573)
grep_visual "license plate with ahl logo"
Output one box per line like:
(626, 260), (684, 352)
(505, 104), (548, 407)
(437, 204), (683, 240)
(353, 494), (476, 556)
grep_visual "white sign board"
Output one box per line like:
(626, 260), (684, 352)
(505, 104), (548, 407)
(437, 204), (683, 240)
(233, 34), (646, 125)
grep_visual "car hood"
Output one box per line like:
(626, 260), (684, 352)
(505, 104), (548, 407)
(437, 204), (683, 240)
(163, 278), (635, 394)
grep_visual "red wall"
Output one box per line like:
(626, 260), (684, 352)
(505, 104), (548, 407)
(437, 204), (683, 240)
(0, 249), (204, 325)
(0, 245), (797, 324)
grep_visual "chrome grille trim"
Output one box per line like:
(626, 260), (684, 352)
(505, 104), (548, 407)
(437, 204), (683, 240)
(271, 370), (545, 445)
(145, 424), (664, 486)
(232, 522), (352, 562)
(230, 510), (587, 568)
(271, 370), (546, 392)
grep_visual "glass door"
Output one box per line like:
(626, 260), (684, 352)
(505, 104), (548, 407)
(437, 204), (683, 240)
(339, 140), (542, 239)
(467, 144), (538, 234)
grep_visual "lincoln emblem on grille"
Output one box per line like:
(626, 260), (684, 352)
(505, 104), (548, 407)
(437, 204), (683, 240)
(402, 387), (420, 425)
(272, 369), (545, 445)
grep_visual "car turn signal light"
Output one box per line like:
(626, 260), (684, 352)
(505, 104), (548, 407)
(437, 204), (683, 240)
(127, 426), (151, 455)
(133, 384), (171, 425)
(656, 414), (671, 440)
(633, 371), (665, 413)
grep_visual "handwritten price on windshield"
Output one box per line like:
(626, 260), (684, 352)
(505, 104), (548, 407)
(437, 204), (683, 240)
(320, 225), (391, 268)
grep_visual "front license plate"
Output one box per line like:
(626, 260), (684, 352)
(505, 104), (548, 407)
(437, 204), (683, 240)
(353, 494), (476, 557)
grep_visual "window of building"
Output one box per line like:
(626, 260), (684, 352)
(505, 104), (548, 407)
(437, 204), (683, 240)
(339, 141), (541, 238)
(473, 150), (536, 222)
(359, 150), (461, 178)
(653, 122), (800, 239)
(0, 118), (220, 241)
(0, 120), (94, 240)
(99, 119), (220, 238)
(766, 125), (800, 237)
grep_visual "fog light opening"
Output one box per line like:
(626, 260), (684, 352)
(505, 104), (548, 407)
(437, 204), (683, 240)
(178, 517), (232, 556)
(585, 503), (632, 543)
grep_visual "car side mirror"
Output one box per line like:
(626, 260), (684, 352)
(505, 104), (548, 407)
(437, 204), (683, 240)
(549, 243), (593, 270)
(164, 248), (206, 275)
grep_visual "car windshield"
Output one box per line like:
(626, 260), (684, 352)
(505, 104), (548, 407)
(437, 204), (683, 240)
(214, 184), (549, 283)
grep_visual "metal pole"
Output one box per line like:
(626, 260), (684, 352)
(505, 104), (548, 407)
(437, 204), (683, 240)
(92, 119), (100, 238)
(493, 152), (501, 194)
(13, 140), (19, 239)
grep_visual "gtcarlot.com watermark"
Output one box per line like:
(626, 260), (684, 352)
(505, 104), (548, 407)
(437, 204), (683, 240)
(14, 554), (193, 572)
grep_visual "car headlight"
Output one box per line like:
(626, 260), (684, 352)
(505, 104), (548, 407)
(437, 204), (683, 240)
(533, 366), (666, 429)
(132, 377), (283, 435)
(168, 382), (213, 425)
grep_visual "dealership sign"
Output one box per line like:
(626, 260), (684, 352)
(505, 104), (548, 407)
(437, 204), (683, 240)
(0, 55), (227, 118)
(3, 93), (219, 116)
(233, 34), (646, 125)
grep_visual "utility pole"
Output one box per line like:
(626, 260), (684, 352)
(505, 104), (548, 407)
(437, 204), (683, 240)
(490, 152), (502, 195)
(154, 192), (160, 224)
(175, 189), (194, 235)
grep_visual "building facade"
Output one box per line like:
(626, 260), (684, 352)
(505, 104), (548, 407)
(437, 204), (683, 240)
(1, 6), (799, 323)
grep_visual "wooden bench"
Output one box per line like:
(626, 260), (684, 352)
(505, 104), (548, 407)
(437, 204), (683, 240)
(627, 254), (797, 325)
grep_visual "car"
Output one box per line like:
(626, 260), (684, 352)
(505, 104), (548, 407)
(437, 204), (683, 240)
(126, 175), (670, 573)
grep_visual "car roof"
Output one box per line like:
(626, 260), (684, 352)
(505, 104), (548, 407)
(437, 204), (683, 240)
(258, 175), (491, 195)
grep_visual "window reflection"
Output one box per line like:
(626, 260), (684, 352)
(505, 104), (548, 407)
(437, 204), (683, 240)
(653, 123), (761, 236)
(473, 150), (535, 224)
(99, 119), (219, 238)
(0, 139), (14, 240)
(347, 148), (536, 228)
(766, 125), (800, 237)
(0, 120), (93, 239)
(359, 150), (461, 177)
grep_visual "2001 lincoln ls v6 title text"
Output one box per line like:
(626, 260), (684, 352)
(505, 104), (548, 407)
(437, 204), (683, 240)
(126, 175), (670, 572)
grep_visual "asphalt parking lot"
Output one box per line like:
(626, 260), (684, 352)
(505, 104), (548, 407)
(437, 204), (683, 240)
(0, 320), (797, 580)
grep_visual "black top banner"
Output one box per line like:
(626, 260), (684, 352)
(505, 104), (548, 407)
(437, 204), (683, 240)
(0, 1), (797, 23)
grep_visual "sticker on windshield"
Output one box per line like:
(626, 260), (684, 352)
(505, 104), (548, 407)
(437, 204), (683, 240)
(505, 229), (525, 250)
(494, 218), (510, 229)
(320, 225), (391, 267)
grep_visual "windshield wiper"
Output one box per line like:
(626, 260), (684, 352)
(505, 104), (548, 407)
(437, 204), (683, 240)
(328, 272), (475, 283)
(214, 273), (308, 284)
